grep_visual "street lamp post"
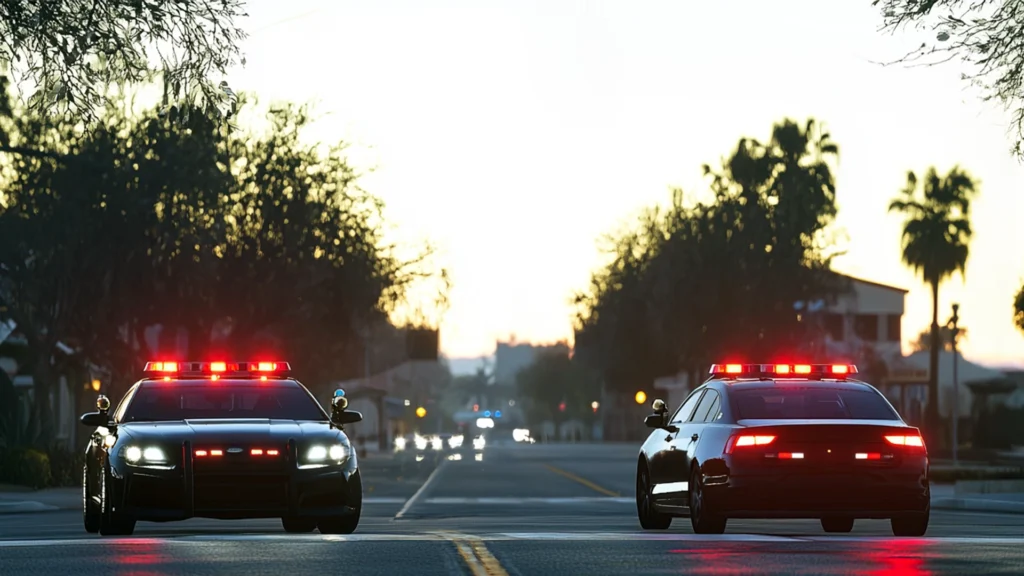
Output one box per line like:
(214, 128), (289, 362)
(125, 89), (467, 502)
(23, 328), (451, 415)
(949, 303), (960, 467)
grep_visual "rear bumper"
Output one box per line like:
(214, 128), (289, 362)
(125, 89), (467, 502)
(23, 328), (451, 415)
(110, 440), (358, 521)
(706, 463), (930, 519)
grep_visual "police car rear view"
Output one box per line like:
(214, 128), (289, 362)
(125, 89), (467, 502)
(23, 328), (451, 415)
(635, 363), (930, 536)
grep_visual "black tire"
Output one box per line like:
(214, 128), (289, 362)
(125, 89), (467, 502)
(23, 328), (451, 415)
(83, 465), (100, 534)
(821, 517), (855, 533)
(98, 465), (136, 536)
(891, 510), (929, 537)
(689, 466), (727, 534)
(318, 470), (362, 535)
(282, 517), (318, 533)
(636, 464), (672, 530)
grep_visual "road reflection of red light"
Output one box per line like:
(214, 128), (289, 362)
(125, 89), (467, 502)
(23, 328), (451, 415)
(859, 539), (933, 576)
(112, 539), (170, 575)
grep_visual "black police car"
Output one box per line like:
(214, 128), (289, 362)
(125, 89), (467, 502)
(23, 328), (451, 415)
(636, 363), (930, 536)
(80, 361), (363, 536)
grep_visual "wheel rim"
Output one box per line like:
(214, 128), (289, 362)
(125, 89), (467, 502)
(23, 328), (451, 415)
(637, 471), (650, 519)
(690, 473), (702, 521)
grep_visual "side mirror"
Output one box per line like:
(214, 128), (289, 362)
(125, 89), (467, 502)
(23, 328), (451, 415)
(644, 414), (664, 429)
(80, 412), (109, 427)
(332, 410), (363, 425)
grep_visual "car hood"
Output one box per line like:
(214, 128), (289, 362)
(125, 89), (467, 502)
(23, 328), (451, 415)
(118, 419), (345, 446)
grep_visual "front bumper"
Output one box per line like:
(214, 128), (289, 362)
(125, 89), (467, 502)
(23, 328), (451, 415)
(111, 439), (358, 521)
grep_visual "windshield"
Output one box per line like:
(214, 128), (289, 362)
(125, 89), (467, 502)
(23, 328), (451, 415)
(732, 387), (900, 421)
(122, 384), (326, 422)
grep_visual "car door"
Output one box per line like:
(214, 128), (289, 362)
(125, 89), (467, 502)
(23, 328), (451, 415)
(660, 388), (720, 502)
(649, 388), (705, 488)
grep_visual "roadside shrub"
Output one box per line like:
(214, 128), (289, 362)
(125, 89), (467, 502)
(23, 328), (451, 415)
(0, 446), (52, 489)
(45, 446), (85, 487)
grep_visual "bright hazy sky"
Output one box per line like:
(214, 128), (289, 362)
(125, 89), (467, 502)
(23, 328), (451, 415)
(228, 0), (1024, 368)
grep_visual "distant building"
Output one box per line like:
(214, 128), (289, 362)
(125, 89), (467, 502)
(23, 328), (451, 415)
(493, 338), (570, 386)
(809, 273), (908, 359)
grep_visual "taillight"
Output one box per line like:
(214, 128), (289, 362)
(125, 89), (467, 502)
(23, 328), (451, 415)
(725, 434), (775, 454)
(885, 434), (925, 448)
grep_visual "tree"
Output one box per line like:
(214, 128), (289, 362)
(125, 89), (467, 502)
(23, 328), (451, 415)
(1014, 283), (1024, 334)
(911, 324), (967, 352)
(0, 0), (246, 125)
(515, 352), (598, 428)
(874, 0), (1024, 157)
(574, 118), (847, 394)
(888, 165), (978, 442)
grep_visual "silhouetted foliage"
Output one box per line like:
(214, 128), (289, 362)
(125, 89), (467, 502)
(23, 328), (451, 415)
(874, 0), (1024, 157)
(573, 118), (846, 395)
(888, 165), (978, 439)
(515, 351), (599, 426)
(0, 0), (246, 123)
(1014, 283), (1024, 334)
(912, 324), (968, 352)
(0, 84), (441, 446)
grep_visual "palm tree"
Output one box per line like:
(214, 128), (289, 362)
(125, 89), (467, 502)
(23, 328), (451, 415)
(888, 166), (978, 443)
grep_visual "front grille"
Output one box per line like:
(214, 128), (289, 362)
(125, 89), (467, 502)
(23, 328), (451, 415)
(193, 474), (288, 510)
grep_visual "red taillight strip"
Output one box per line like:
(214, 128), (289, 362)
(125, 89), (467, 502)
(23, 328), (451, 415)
(885, 434), (925, 447)
(725, 434), (775, 454)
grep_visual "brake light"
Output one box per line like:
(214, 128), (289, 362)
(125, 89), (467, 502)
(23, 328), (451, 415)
(778, 452), (803, 459)
(856, 452), (882, 460)
(726, 434), (775, 454)
(885, 434), (925, 448)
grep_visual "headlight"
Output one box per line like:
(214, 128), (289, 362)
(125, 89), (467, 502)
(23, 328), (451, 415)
(448, 435), (463, 449)
(394, 437), (407, 451)
(121, 445), (173, 469)
(414, 435), (428, 451)
(300, 444), (348, 469)
(473, 436), (486, 450)
(430, 436), (443, 451)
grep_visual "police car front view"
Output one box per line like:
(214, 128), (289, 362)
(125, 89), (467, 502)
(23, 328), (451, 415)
(635, 363), (930, 537)
(80, 361), (363, 536)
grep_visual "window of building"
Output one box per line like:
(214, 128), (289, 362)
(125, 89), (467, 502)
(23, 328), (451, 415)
(886, 314), (902, 342)
(854, 314), (879, 341)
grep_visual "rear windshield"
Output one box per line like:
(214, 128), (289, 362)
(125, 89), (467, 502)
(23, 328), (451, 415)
(732, 387), (899, 420)
(122, 384), (326, 422)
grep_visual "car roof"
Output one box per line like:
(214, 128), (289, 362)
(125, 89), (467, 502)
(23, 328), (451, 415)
(138, 378), (301, 388)
(710, 379), (877, 393)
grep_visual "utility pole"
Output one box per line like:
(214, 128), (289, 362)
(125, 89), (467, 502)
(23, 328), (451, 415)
(949, 304), (960, 467)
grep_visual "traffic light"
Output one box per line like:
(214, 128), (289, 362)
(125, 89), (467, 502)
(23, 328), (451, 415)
(635, 391), (647, 404)
(558, 401), (566, 412)
(473, 404), (479, 412)
(416, 406), (427, 418)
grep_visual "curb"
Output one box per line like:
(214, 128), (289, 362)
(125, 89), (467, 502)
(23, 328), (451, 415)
(932, 498), (1024, 515)
(0, 501), (60, 515)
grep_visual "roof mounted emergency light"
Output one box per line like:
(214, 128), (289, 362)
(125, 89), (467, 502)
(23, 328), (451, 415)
(708, 363), (857, 379)
(143, 361), (292, 377)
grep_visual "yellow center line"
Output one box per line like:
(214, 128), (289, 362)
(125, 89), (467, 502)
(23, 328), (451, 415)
(434, 531), (510, 576)
(543, 464), (620, 497)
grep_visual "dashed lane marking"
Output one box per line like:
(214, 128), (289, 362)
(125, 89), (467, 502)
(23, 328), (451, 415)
(4, 533), (1024, 547)
(542, 464), (620, 497)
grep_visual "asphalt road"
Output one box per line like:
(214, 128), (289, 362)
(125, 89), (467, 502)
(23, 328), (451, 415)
(2, 443), (1023, 575)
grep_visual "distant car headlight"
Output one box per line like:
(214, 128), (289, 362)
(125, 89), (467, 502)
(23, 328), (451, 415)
(473, 436), (486, 450)
(448, 435), (464, 449)
(394, 437), (407, 451)
(300, 444), (348, 469)
(430, 436), (443, 451)
(414, 435), (428, 451)
(121, 445), (173, 469)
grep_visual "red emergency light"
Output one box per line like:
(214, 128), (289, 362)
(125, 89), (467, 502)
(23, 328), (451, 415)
(709, 363), (857, 379)
(144, 361), (292, 377)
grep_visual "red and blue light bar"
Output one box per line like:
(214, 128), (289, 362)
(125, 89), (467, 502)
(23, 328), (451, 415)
(144, 361), (292, 376)
(709, 363), (857, 379)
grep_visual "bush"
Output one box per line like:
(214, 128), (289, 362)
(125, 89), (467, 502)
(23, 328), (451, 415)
(0, 447), (52, 489)
(930, 467), (1024, 483)
(45, 446), (85, 488)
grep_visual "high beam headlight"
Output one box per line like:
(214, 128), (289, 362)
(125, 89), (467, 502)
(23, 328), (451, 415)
(307, 445), (328, 461)
(329, 445), (346, 460)
(125, 446), (142, 463)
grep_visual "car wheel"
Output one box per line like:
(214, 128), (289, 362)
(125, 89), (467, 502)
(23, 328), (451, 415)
(318, 470), (362, 535)
(98, 465), (136, 537)
(891, 509), (929, 537)
(689, 466), (726, 534)
(635, 465), (671, 530)
(821, 517), (855, 533)
(282, 517), (318, 533)
(83, 465), (100, 534)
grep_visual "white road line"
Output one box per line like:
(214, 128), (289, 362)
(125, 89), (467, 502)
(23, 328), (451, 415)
(394, 459), (450, 519)
(422, 497), (634, 505)
(3, 534), (1024, 547)
(363, 497), (408, 504)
